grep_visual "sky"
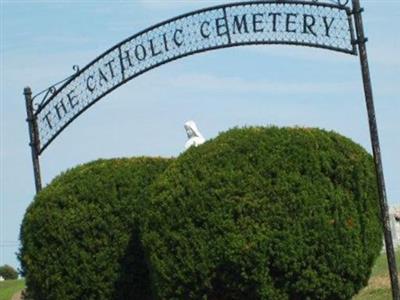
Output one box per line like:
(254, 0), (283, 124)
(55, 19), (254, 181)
(1, 0), (399, 270)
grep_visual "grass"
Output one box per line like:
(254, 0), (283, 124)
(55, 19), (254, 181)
(353, 249), (400, 300)
(0, 251), (398, 300)
(0, 279), (25, 300)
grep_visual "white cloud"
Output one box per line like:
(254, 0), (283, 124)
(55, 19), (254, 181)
(137, 0), (204, 10)
(162, 73), (359, 95)
(246, 44), (400, 69)
(136, 0), (250, 10)
(368, 46), (400, 68)
(246, 45), (354, 63)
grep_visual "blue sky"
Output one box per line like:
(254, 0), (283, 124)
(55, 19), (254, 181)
(1, 0), (399, 269)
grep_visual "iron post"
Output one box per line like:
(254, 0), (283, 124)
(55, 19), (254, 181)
(352, 1), (399, 299)
(24, 87), (42, 193)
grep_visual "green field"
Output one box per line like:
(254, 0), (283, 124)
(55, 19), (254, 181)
(353, 250), (400, 300)
(0, 279), (25, 300)
(0, 251), (398, 300)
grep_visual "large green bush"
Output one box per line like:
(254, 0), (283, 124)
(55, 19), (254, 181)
(142, 127), (382, 300)
(19, 157), (171, 300)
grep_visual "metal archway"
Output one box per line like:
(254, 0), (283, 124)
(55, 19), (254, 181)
(28, 0), (357, 156)
(23, 1), (399, 298)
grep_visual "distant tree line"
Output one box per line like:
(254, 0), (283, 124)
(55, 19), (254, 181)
(0, 264), (18, 280)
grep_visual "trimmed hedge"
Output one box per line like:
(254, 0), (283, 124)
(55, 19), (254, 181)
(142, 127), (382, 299)
(19, 157), (171, 300)
(20, 127), (382, 300)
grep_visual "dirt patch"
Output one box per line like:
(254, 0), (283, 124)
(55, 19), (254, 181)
(363, 275), (400, 291)
(11, 290), (23, 300)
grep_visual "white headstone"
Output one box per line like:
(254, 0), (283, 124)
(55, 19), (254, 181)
(390, 207), (400, 249)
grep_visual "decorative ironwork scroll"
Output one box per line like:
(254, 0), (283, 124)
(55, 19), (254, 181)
(32, 1), (356, 153)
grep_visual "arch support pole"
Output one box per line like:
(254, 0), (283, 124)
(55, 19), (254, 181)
(352, 1), (399, 299)
(24, 87), (42, 193)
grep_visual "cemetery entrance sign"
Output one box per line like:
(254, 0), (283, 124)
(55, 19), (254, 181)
(23, 1), (400, 298)
(30, 1), (357, 156)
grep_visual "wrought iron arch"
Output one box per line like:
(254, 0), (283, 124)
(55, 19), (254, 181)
(30, 0), (357, 155)
(23, 1), (400, 297)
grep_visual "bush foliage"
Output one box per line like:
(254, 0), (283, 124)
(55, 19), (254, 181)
(19, 157), (171, 300)
(0, 264), (18, 280)
(142, 127), (382, 299)
(20, 127), (382, 300)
